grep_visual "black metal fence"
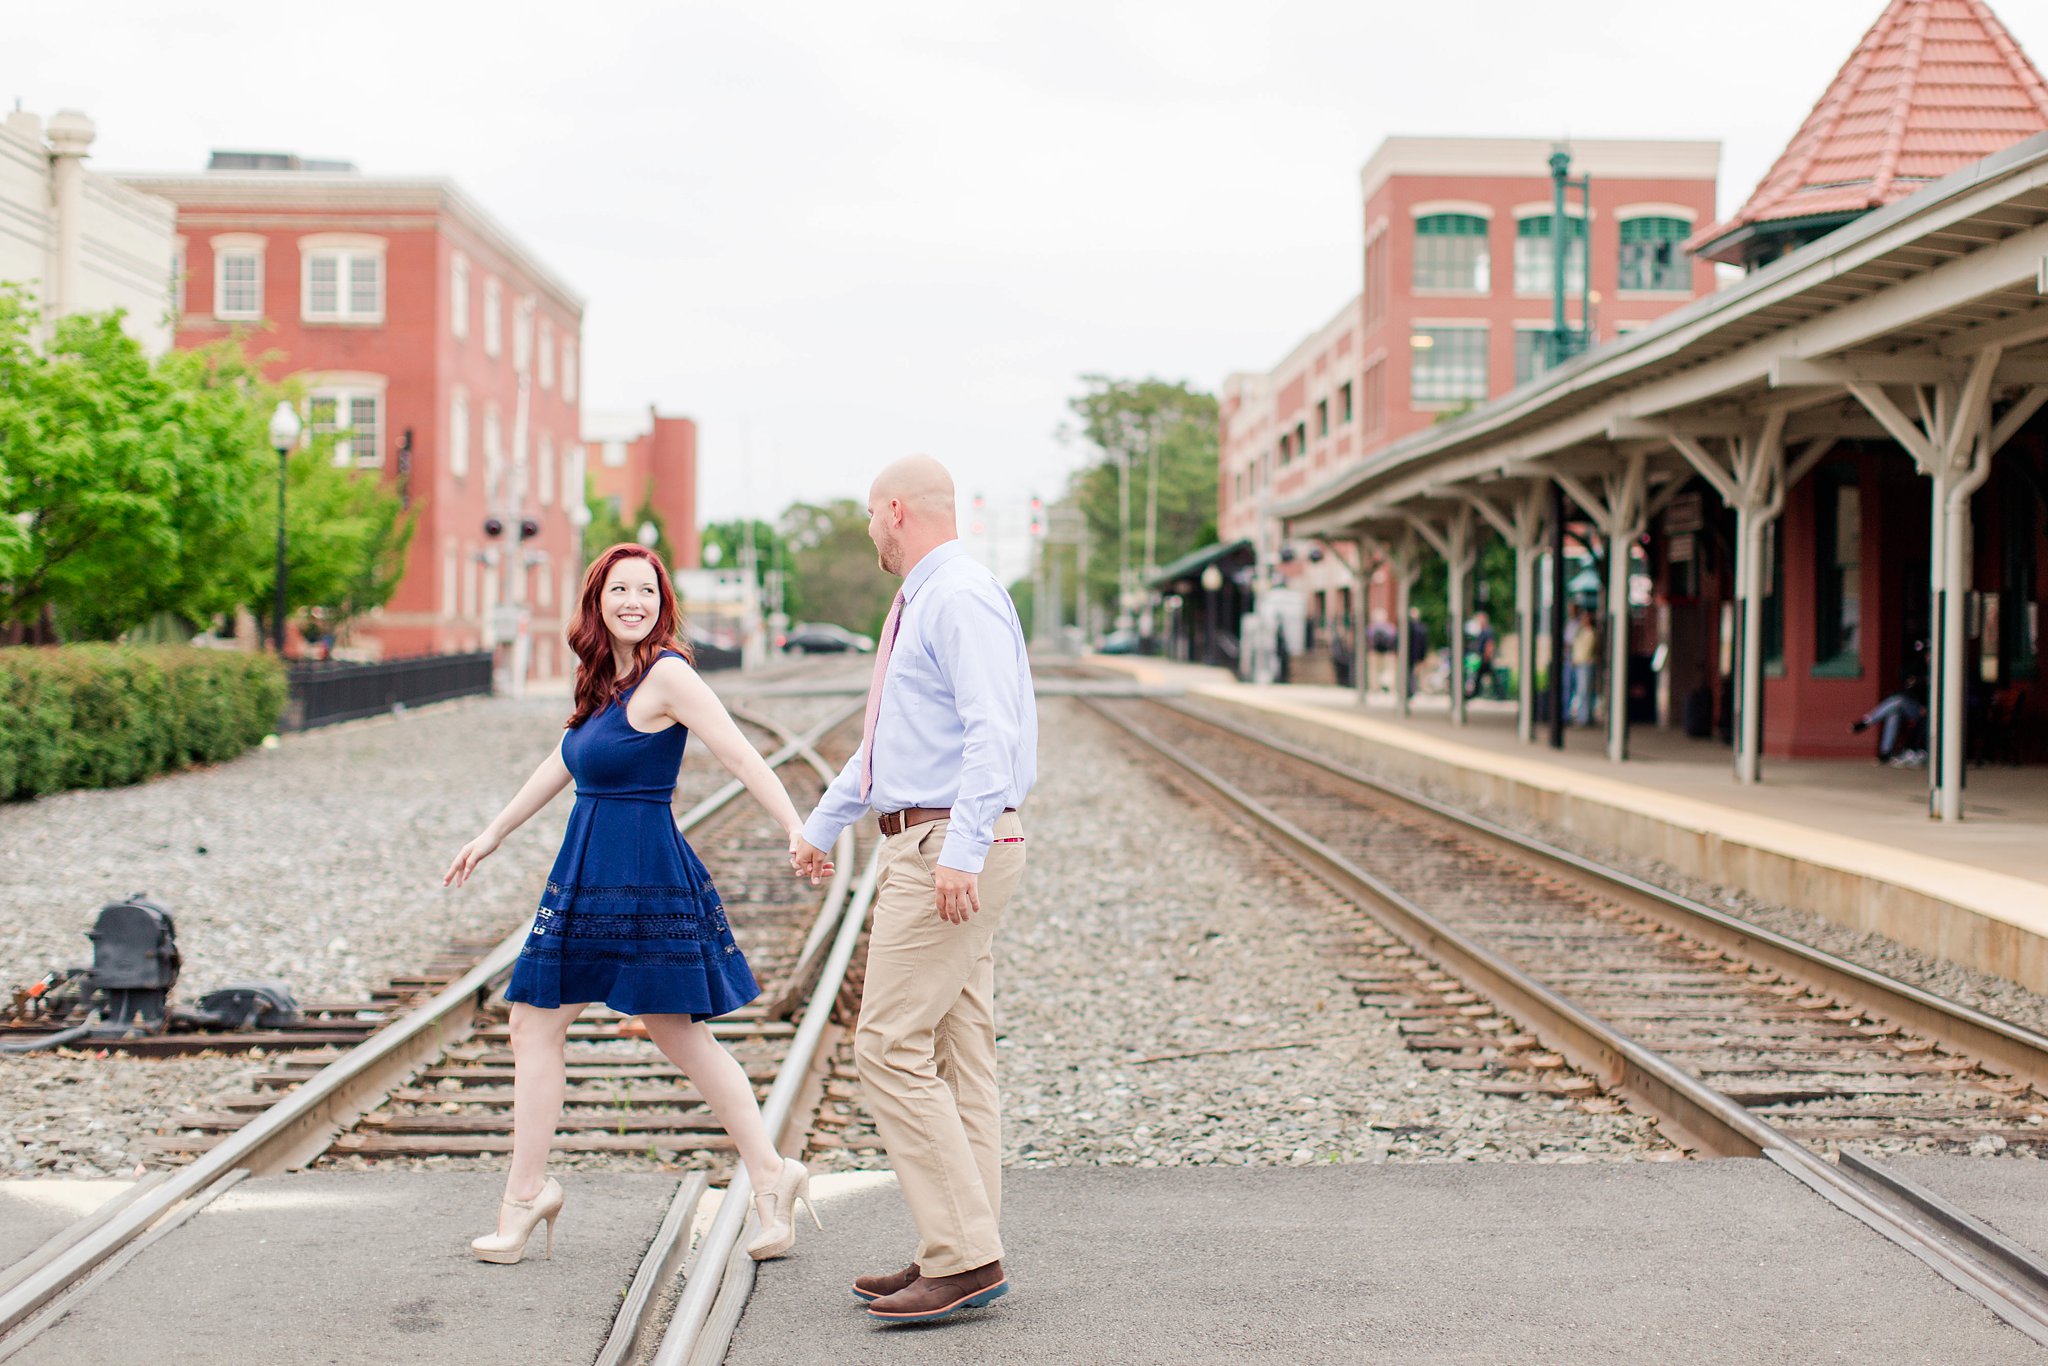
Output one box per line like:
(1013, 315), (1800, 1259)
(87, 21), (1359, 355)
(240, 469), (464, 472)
(285, 651), (495, 730)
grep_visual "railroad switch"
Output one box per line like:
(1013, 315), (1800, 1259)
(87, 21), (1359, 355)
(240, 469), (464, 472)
(2, 893), (302, 1052)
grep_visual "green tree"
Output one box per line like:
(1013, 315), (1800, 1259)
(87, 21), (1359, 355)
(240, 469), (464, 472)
(583, 477), (672, 567)
(777, 498), (893, 637)
(1056, 375), (1219, 621)
(0, 289), (411, 641)
(702, 517), (796, 616)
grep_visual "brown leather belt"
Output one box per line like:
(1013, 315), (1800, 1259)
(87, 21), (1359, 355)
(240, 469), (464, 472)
(877, 805), (1016, 837)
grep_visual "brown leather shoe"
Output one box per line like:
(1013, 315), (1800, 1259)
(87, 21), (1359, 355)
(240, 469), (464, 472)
(850, 1262), (920, 1303)
(865, 1260), (1008, 1323)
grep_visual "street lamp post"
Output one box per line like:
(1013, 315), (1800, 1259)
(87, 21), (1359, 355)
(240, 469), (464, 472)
(267, 401), (302, 655)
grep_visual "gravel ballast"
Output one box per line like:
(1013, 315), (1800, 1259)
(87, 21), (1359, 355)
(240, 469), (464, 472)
(0, 689), (789, 1177)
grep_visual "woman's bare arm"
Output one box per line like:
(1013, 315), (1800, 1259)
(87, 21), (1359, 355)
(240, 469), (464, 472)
(443, 740), (573, 887)
(646, 657), (813, 842)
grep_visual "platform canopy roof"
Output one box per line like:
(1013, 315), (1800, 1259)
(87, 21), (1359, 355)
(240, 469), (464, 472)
(1147, 538), (1253, 589)
(1692, 0), (2048, 265)
(1280, 131), (2048, 544)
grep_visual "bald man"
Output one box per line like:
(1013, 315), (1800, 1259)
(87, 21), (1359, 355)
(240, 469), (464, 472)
(791, 456), (1037, 1324)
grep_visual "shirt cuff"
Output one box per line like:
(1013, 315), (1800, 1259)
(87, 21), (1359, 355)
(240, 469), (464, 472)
(802, 812), (849, 853)
(937, 829), (989, 874)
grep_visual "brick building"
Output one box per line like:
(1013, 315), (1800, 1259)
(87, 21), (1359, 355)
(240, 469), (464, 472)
(117, 155), (585, 683)
(582, 406), (702, 571)
(1214, 137), (1721, 653)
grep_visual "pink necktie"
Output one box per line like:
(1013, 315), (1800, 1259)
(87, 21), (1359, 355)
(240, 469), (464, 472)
(860, 592), (907, 800)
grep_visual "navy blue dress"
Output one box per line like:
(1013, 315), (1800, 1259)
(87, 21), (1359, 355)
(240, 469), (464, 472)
(504, 652), (759, 1019)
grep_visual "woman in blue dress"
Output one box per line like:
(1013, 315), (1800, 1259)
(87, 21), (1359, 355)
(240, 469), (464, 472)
(444, 543), (832, 1266)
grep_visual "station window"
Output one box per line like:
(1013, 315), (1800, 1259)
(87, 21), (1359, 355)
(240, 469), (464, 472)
(308, 388), (382, 469)
(1515, 216), (1586, 295)
(1413, 214), (1490, 292)
(214, 247), (263, 319)
(1340, 382), (1353, 423)
(1410, 327), (1488, 405)
(450, 252), (470, 340)
(1317, 399), (1329, 437)
(1278, 433), (1291, 466)
(1813, 468), (1862, 677)
(1295, 420), (1308, 456)
(1618, 217), (1690, 292)
(2002, 494), (2039, 681)
(302, 247), (384, 323)
(1762, 520), (1784, 678)
(449, 391), (470, 479)
(483, 277), (502, 358)
(1514, 328), (1553, 386)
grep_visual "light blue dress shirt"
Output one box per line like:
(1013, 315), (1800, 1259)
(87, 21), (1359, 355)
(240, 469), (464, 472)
(800, 539), (1037, 873)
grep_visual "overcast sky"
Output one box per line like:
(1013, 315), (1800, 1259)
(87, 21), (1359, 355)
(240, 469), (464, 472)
(18, 0), (2048, 561)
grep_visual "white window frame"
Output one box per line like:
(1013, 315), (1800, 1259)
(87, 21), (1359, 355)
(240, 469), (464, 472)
(449, 389), (470, 480)
(211, 233), (265, 320)
(562, 340), (577, 402)
(483, 404), (503, 488)
(171, 237), (187, 317)
(537, 431), (556, 506)
(450, 250), (470, 340)
(564, 441), (585, 511)
(538, 318), (555, 390)
(483, 276), (502, 358)
(299, 234), (386, 324)
(301, 371), (389, 469)
(1513, 206), (1589, 298)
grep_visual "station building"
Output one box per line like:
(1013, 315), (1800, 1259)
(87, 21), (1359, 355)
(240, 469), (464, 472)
(1279, 0), (2048, 822)
(1205, 137), (1721, 669)
(116, 154), (586, 684)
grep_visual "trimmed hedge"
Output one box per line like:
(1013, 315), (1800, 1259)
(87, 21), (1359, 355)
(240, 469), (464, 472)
(0, 646), (286, 801)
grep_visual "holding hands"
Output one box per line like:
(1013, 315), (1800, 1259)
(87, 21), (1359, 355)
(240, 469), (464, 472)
(789, 831), (835, 886)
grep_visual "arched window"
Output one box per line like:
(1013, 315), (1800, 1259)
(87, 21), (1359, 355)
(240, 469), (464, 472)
(1413, 214), (1489, 291)
(1619, 216), (1691, 292)
(1515, 215), (1586, 295)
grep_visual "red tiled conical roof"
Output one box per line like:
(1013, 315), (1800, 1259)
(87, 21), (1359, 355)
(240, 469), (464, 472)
(1691, 0), (2048, 263)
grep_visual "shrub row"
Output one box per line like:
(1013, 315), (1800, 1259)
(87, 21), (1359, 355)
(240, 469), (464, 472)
(0, 645), (286, 801)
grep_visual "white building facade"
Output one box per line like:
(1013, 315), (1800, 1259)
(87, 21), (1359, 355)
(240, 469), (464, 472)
(0, 110), (177, 352)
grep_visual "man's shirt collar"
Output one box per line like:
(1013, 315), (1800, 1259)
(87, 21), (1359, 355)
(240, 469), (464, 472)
(900, 538), (967, 604)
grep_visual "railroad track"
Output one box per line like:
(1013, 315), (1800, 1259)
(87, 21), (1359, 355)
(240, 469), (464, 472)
(0, 713), (799, 1060)
(0, 700), (872, 1366)
(1087, 691), (2048, 1345)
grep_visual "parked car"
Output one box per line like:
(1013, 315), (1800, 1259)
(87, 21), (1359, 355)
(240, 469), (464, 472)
(1097, 628), (1140, 655)
(779, 623), (875, 654)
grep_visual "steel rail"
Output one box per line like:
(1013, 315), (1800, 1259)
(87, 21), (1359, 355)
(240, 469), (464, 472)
(652, 843), (883, 1366)
(0, 698), (862, 1343)
(1152, 695), (2048, 1091)
(1087, 697), (2048, 1347)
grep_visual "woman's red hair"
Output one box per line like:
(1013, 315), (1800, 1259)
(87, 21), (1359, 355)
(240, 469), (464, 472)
(566, 543), (694, 728)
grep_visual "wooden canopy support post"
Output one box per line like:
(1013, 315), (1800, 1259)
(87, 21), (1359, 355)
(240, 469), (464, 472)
(1388, 528), (1425, 718)
(1667, 409), (1835, 787)
(1556, 452), (1649, 763)
(1462, 484), (1550, 744)
(1352, 538), (1382, 707)
(1844, 345), (2013, 822)
(1407, 506), (1478, 726)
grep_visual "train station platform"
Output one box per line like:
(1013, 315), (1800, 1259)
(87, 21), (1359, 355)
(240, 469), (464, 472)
(1087, 657), (2048, 998)
(731, 1164), (2033, 1363)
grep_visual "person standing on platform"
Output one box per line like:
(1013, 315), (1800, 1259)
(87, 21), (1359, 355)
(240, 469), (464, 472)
(1568, 606), (1601, 727)
(1406, 608), (1428, 698)
(790, 455), (1036, 1326)
(444, 544), (829, 1267)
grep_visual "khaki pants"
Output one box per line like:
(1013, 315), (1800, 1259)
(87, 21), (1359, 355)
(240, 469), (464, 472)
(854, 812), (1026, 1277)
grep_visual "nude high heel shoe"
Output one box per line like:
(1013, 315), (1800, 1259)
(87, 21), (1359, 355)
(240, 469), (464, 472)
(746, 1158), (822, 1261)
(471, 1176), (564, 1265)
